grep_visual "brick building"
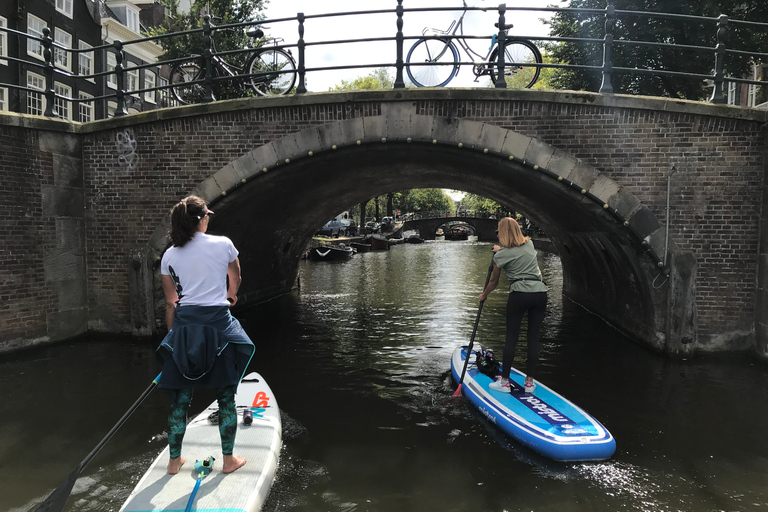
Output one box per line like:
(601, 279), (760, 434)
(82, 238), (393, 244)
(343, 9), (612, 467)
(0, 0), (165, 120)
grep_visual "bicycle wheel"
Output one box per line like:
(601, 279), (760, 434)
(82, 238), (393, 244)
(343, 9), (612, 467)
(406, 38), (459, 87)
(170, 60), (215, 104)
(489, 39), (542, 89)
(247, 49), (297, 96)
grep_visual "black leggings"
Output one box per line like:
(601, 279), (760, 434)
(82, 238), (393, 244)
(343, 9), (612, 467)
(501, 291), (548, 380)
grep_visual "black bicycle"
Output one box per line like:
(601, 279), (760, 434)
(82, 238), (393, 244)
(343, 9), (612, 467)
(406, 0), (542, 88)
(170, 25), (297, 104)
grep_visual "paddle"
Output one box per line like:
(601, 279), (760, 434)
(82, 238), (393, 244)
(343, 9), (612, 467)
(453, 255), (495, 397)
(36, 372), (162, 512)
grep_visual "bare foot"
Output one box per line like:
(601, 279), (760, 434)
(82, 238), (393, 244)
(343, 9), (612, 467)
(168, 456), (186, 474)
(222, 455), (247, 474)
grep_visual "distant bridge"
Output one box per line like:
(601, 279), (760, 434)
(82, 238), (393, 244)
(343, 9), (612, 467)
(399, 215), (499, 241)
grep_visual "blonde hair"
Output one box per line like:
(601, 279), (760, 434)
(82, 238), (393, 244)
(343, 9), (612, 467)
(497, 217), (530, 248)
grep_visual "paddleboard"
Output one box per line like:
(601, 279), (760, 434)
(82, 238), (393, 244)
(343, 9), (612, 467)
(120, 372), (281, 512)
(451, 346), (615, 461)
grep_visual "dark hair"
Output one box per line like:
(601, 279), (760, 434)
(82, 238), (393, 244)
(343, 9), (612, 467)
(169, 195), (207, 247)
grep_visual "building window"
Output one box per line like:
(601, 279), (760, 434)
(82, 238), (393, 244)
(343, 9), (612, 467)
(107, 101), (117, 118)
(27, 72), (45, 115)
(158, 76), (174, 107)
(0, 16), (8, 66)
(56, 0), (73, 18)
(54, 29), (72, 71)
(107, 52), (117, 89)
(54, 82), (72, 120)
(126, 8), (140, 33)
(727, 81), (737, 106)
(79, 41), (94, 81)
(79, 92), (93, 122)
(27, 14), (47, 60)
(748, 84), (758, 108)
(0, 87), (8, 111)
(127, 66), (139, 95)
(144, 70), (156, 103)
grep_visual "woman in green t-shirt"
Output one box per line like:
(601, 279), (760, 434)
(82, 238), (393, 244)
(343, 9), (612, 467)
(478, 217), (548, 393)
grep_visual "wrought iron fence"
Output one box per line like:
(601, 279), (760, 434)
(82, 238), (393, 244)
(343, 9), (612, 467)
(1, 0), (767, 119)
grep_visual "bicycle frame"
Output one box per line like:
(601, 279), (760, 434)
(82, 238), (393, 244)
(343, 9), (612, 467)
(422, 1), (499, 75)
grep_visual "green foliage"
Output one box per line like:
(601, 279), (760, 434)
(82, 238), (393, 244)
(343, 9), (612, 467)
(545, 0), (768, 100)
(329, 68), (395, 91)
(458, 193), (512, 214)
(392, 189), (454, 213)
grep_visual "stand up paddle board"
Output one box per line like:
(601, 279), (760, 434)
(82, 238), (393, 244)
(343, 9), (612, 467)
(451, 346), (615, 461)
(120, 372), (281, 512)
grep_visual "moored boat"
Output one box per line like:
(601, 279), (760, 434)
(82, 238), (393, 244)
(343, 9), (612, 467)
(403, 230), (424, 244)
(309, 243), (354, 261)
(350, 241), (372, 253)
(445, 226), (469, 241)
(364, 234), (390, 250)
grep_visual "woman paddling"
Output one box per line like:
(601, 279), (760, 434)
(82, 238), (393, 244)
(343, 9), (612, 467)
(158, 195), (255, 474)
(478, 216), (548, 394)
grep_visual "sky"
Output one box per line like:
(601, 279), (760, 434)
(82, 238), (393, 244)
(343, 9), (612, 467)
(262, 0), (561, 92)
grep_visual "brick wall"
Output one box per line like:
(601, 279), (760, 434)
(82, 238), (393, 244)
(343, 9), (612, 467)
(0, 125), (56, 349)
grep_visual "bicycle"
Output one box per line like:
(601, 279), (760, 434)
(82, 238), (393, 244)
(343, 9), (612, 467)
(406, 0), (542, 89)
(170, 24), (297, 104)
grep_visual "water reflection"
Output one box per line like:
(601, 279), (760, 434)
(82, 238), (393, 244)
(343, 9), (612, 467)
(3, 241), (768, 511)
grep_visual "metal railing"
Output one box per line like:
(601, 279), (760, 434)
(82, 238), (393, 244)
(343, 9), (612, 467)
(1, 0), (767, 119)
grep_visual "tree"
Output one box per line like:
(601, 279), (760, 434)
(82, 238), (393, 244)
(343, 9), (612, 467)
(459, 193), (513, 215)
(545, 1), (768, 100)
(150, 0), (267, 98)
(392, 189), (453, 213)
(329, 68), (394, 91)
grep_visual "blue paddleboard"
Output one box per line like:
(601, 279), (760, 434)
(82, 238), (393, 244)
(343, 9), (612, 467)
(451, 346), (616, 461)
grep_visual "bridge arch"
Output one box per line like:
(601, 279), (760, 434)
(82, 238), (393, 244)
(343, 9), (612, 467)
(144, 107), (691, 354)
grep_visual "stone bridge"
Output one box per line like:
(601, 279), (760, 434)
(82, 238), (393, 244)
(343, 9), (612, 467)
(2, 88), (767, 359)
(400, 217), (499, 241)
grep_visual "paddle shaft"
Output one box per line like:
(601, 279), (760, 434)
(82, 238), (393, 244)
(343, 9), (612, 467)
(36, 373), (162, 512)
(454, 256), (495, 394)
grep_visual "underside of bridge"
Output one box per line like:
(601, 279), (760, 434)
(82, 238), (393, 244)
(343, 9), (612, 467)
(195, 141), (677, 354)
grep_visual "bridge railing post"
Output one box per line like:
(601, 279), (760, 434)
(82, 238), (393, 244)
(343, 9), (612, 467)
(599, 0), (614, 94)
(296, 13), (307, 94)
(709, 14), (728, 104)
(42, 27), (58, 117)
(202, 16), (215, 103)
(494, 3), (507, 89)
(394, 0), (405, 89)
(113, 41), (128, 116)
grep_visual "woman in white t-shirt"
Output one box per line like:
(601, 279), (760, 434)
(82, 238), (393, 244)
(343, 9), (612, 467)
(158, 195), (255, 475)
(478, 217), (548, 394)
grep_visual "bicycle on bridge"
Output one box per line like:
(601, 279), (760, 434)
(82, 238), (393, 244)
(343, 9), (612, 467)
(406, 0), (542, 89)
(170, 19), (297, 104)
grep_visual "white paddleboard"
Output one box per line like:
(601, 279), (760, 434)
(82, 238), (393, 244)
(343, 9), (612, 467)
(120, 372), (281, 512)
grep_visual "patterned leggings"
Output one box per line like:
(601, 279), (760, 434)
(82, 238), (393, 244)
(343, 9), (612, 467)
(168, 385), (237, 459)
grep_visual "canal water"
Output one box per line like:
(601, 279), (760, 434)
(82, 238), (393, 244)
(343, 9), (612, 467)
(3, 241), (768, 511)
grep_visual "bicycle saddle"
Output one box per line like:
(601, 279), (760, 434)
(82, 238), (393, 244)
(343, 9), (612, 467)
(246, 26), (264, 39)
(494, 22), (514, 30)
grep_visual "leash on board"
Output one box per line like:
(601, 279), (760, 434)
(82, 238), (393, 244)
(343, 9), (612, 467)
(185, 456), (216, 512)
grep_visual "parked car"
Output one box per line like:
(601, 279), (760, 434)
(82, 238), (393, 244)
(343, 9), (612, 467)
(381, 216), (394, 231)
(365, 221), (380, 233)
(317, 217), (342, 237)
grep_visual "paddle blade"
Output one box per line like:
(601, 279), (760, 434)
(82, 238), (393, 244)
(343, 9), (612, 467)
(452, 383), (463, 397)
(35, 464), (81, 512)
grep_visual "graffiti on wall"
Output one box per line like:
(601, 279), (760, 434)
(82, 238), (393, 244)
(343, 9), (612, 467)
(116, 129), (139, 169)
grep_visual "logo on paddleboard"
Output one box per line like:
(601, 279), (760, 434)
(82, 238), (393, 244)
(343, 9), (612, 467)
(251, 391), (270, 418)
(516, 394), (570, 423)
